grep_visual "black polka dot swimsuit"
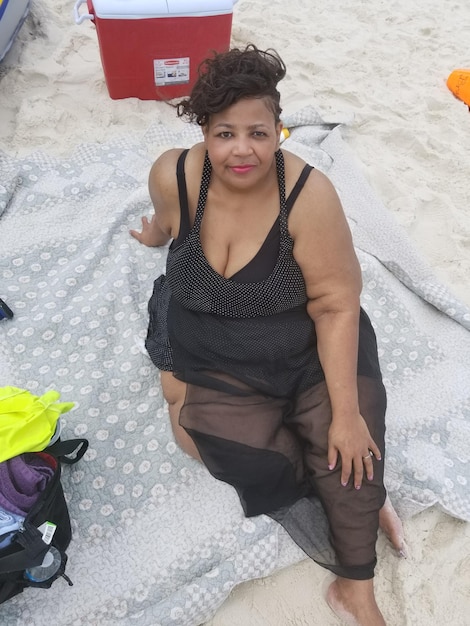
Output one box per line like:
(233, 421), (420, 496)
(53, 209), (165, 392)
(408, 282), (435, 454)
(146, 148), (387, 582)
(148, 149), (326, 395)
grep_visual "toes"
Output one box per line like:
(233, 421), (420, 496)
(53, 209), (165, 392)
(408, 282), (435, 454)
(379, 496), (406, 552)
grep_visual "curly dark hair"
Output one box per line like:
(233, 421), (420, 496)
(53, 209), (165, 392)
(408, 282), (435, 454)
(175, 44), (287, 126)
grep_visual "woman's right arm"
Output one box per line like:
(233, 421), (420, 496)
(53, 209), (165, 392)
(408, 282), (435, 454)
(129, 149), (182, 247)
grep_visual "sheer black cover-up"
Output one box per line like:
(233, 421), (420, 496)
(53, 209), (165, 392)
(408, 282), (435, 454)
(146, 149), (387, 580)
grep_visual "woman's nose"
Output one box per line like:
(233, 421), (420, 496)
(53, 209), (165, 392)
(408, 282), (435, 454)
(232, 136), (253, 155)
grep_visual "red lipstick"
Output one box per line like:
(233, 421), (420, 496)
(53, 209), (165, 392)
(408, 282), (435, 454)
(231, 165), (255, 174)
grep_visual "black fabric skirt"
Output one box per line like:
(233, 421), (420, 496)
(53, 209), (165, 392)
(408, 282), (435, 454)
(179, 375), (387, 580)
(146, 276), (387, 580)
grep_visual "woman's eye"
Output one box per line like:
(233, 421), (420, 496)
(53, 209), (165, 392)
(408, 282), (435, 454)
(253, 131), (267, 137)
(218, 131), (232, 138)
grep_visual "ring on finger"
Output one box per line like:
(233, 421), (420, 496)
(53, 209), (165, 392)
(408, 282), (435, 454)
(362, 451), (373, 460)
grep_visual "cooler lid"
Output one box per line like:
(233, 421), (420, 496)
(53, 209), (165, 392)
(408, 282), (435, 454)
(91, 0), (236, 18)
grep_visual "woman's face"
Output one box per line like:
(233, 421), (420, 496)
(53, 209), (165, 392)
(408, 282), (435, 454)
(202, 97), (282, 189)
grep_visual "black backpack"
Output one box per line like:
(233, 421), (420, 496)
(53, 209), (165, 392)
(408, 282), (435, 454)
(0, 438), (88, 604)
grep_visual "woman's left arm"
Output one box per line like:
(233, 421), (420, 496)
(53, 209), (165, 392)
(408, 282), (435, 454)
(289, 168), (381, 490)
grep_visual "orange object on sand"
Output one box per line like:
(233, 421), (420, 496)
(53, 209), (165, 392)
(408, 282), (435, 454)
(447, 69), (470, 108)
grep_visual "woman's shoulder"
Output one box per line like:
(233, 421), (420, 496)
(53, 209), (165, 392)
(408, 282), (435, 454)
(281, 148), (305, 169)
(282, 148), (334, 196)
(281, 149), (346, 238)
(149, 144), (205, 185)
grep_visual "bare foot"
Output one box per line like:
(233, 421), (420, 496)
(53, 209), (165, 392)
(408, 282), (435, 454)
(326, 578), (386, 626)
(326, 580), (360, 625)
(379, 495), (406, 556)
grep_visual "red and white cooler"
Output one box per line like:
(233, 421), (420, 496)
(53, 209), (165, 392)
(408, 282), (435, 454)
(74, 0), (238, 100)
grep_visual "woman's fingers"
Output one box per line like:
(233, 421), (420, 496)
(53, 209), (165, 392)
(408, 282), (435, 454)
(328, 419), (382, 490)
(349, 451), (374, 490)
(361, 451), (374, 484)
(369, 440), (382, 462)
(340, 446), (382, 490)
(327, 446), (338, 472)
(329, 446), (354, 487)
(356, 440), (382, 488)
(340, 458), (352, 487)
(129, 216), (151, 243)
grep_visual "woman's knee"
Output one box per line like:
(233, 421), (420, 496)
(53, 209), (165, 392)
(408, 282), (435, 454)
(160, 370), (186, 405)
(159, 371), (201, 460)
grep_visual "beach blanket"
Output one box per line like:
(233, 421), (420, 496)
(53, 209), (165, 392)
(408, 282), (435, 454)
(0, 106), (469, 626)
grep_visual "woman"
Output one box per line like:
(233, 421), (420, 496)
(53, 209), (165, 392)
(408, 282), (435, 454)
(131, 45), (404, 625)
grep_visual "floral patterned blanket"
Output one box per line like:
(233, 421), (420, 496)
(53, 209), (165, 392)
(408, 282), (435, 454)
(0, 107), (469, 625)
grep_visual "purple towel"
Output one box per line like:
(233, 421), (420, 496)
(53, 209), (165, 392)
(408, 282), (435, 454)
(0, 453), (55, 516)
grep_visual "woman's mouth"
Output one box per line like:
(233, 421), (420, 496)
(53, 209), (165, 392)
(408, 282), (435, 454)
(231, 165), (255, 174)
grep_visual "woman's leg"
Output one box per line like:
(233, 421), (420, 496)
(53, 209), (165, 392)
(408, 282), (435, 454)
(178, 381), (308, 517)
(162, 373), (402, 624)
(327, 578), (385, 626)
(160, 371), (404, 548)
(160, 371), (201, 461)
(288, 378), (393, 625)
(289, 379), (387, 573)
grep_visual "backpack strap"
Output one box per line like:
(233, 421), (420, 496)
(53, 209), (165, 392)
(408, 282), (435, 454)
(45, 438), (89, 464)
(0, 522), (48, 575)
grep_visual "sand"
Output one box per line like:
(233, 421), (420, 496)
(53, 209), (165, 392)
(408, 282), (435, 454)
(1, 1), (469, 624)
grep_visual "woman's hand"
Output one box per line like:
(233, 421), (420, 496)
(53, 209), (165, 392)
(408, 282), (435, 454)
(327, 413), (382, 490)
(129, 214), (171, 247)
